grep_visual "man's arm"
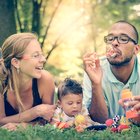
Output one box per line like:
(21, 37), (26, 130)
(83, 73), (108, 123)
(82, 52), (108, 123)
(89, 83), (108, 123)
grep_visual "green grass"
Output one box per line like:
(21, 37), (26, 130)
(0, 124), (140, 140)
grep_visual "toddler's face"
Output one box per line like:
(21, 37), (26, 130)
(59, 93), (83, 117)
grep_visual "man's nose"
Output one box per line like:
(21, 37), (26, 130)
(112, 37), (119, 48)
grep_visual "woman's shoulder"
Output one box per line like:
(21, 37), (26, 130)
(40, 70), (54, 80)
(37, 70), (55, 87)
(37, 70), (55, 97)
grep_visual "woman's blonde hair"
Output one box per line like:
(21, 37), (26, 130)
(0, 32), (37, 112)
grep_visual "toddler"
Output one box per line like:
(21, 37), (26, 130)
(51, 78), (100, 128)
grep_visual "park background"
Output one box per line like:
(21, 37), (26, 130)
(1, 1), (140, 139)
(0, 0), (140, 85)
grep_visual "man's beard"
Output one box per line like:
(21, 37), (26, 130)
(107, 56), (133, 67)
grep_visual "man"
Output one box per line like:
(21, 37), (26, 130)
(83, 20), (140, 123)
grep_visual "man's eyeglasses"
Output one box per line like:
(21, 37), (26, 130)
(104, 34), (137, 45)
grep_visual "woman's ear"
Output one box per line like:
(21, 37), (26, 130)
(11, 58), (20, 69)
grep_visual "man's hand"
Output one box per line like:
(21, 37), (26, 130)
(119, 95), (140, 112)
(119, 95), (140, 124)
(83, 52), (102, 85)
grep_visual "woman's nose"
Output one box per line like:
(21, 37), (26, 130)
(40, 55), (46, 63)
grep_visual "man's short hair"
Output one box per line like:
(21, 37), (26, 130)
(115, 20), (139, 44)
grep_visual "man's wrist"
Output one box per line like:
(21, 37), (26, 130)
(129, 118), (140, 126)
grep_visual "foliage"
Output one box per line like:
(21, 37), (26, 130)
(44, 63), (65, 76)
(89, 0), (140, 52)
(0, 124), (140, 140)
(103, 0), (140, 22)
(1, 0), (140, 81)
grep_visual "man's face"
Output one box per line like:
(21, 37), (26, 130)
(106, 22), (137, 66)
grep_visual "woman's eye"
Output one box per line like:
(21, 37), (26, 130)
(33, 54), (39, 58)
(32, 54), (40, 58)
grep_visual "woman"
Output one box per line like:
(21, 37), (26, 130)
(0, 33), (55, 130)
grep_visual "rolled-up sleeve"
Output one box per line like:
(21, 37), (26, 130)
(83, 72), (92, 108)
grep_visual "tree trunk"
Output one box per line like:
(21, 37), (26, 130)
(32, 0), (40, 36)
(0, 0), (16, 46)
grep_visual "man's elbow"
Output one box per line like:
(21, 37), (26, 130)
(89, 110), (108, 123)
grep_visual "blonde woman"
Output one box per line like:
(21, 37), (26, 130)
(0, 33), (55, 130)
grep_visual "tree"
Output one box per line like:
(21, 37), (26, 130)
(14, 0), (63, 60)
(0, 0), (16, 46)
(87, 0), (140, 54)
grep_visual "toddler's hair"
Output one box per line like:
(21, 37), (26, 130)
(57, 78), (83, 100)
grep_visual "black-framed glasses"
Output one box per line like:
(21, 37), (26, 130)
(104, 34), (137, 45)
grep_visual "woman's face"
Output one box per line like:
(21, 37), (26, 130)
(19, 39), (46, 79)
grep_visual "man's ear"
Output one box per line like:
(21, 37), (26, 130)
(11, 58), (20, 69)
(134, 44), (140, 55)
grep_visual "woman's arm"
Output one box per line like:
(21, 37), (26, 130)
(0, 70), (55, 125)
(0, 92), (37, 125)
(38, 70), (55, 104)
(0, 95), (55, 125)
(37, 70), (56, 121)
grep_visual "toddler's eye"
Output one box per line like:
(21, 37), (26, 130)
(77, 101), (81, 104)
(68, 102), (73, 105)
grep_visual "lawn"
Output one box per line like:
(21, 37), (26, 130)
(0, 124), (140, 140)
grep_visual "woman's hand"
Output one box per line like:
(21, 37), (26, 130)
(83, 52), (102, 85)
(35, 104), (56, 122)
(1, 122), (27, 131)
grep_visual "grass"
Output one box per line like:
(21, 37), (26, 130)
(0, 124), (140, 140)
